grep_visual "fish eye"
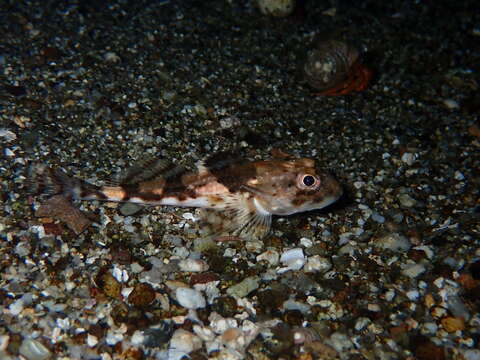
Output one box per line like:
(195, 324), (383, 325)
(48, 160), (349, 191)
(303, 175), (315, 186)
(297, 174), (320, 190)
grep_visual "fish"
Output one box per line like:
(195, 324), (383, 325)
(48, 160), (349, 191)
(29, 154), (343, 240)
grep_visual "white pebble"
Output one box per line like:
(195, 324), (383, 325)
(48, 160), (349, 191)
(384, 289), (396, 301)
(9, 299), (24, 316)
(354, 317), (371, 331)
(87, 334), (98, 347)
(375, 232), (411, 252)
(401, 152), (416, 165)
(401, 263), (426, 278)
(461, 349), (480, 360)
(421, 322), (438, 335)
(0, 128), (17, 141)
(256, 249), (280, 266)
(304, 255), (332, 273)
(169, 329), (202, 354)
(19, 339), (51, 360)
(182, 212), (195, 221)
(131, 330), (145, 346)
(327, 332), (353, 352)
(178, 259), (209, 272)
(104, 51), (120, 62)
(112, 266), (129, 283)
(443, 98), (459, 109)
(299, 237), (313, 247)
(406, 290), (420, 301)
(176, 287), (206, 309)
(4, 148), (14, 157)
(278, 248), (306, 273)
(454, 171), (465, 180)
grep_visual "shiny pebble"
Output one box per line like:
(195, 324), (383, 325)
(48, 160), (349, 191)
(175, 287), (206, 309)
(19, 339), (51, 360)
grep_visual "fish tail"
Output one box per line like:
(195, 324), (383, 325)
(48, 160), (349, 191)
(29, 163), (101, 200)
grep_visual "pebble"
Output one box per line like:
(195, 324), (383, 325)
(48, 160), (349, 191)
(461, 349), (480, 360)
(443, 98), (460, 109)
(175, 288), (206, 309)
(304, 255), (332, 273)
(278, 248), (306, 273)
(19, 339), (51, 360)
(375, 232), (411, 252)
(169, 329), (202, 354)
(128, 283), (156, 307)
(299, 237), (313, 247)
(104, 51), (120, 62)
(441, 316), (465, 332)
(398, 193), (417, 208)
(421, 322), (438, 335)
(256, 249), (280, 266)
(406, 290), (420, 301)
(327, 332), (354, 352)
(178, 258), (209, 272)
(371, 212), (386, 223)
(401, 263), (426, 278)
(226, 276), (260, 298)
(9, 299), (24, 316)
(401, 152), (416, 165)
(119, 202), (143, 216)
(355, 317), (371, 331)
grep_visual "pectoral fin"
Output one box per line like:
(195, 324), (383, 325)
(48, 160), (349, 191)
(199, 193), (272, 240)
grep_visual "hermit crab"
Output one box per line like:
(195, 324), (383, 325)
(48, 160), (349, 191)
(303, 38), (373, 96)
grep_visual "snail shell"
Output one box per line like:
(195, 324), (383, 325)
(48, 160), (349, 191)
(256, 0), (296, 18)
(303, 39), (360, 91)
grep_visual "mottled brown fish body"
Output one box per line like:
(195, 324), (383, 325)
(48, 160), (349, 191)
(30, 156), (342, 240)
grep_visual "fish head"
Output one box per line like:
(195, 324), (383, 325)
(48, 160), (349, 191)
(248, 158), (343, 216)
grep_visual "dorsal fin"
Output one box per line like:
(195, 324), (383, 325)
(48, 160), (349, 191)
(115, 158), (187, 186)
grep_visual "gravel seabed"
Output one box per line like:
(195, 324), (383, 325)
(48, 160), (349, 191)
(1, 1), (479, 359)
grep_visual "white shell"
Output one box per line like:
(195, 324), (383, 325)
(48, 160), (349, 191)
(256, 0), (296, 17)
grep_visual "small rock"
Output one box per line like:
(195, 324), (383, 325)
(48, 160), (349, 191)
(256, 249), (280, 266)
(441, 316), (465, 332)
(178, 258), (209, 272)
(278, 248), (306, 273)
(375, 232), (411, 252)
(104, 51), (120, 62)
(175, 287), (206, 309)
(169, 329), (202, 354)
(327, 332), (353, 352)
(226, 276), (260, 298)
(96, 272), (122, 299)
(304, 255), (332, 273)
(119, 202), (143, 216)
(19, 339), (51, 360)
(401, 263), (426, 278)
(461, 349), (480, 360)
(398, 193), (417, 208)
(401, 152), (416, 166)
(128, 283), (156, 307)
(442, 98), (459, 109)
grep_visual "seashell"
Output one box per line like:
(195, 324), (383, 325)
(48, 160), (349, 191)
(303, 38), (372, 96)
(256, 0), (296, 18)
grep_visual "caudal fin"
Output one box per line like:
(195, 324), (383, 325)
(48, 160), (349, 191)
(28, 164), (100, 200)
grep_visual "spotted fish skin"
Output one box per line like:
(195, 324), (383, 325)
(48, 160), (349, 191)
(30, 155), (342, 240)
